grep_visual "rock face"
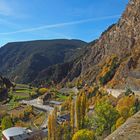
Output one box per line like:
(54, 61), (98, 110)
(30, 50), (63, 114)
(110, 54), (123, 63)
(61, 0), (140, 90)
(105, 111), (140, 140)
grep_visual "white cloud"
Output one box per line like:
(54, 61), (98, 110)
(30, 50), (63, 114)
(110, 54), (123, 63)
(0, 18), (20, 28)
(0, 14), (120, 35)
(0, 0), (26, 18)
(0, 0), (14, 16)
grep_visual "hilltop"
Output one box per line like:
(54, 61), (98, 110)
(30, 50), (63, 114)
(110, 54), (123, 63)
(0, 39), (87, 84)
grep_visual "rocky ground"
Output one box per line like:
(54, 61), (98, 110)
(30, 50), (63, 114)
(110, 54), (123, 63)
(105, 111), (140, 140)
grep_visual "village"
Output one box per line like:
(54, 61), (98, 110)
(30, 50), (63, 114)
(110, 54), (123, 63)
(1, 82), (140, 140)
(1, 84), (78, 140)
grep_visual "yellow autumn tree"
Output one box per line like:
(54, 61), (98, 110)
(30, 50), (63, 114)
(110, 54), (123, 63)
(116, 95), (136, 119)
(70, 101), (75, 135)
(38, 88), (48, 94)
(48, 107), (57, 140)
(76, 92), (87, 130)
(116, 117), (125, 128)
(72, 129), (95, 140)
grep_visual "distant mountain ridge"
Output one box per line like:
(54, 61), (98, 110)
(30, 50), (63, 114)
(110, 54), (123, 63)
(0, 39), (87, 84)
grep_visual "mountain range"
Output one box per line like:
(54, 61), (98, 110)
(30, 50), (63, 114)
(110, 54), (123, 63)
(0, 0), (140, 90)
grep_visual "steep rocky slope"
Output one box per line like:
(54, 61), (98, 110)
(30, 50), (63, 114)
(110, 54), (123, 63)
(0, 39), (87, 84)
(105, 111), (140, 140)
(80, 0), (140, 89)
(61, 0), (140, 90)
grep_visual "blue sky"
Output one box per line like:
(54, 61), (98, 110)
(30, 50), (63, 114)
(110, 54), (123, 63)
(0, 0), (129, 46)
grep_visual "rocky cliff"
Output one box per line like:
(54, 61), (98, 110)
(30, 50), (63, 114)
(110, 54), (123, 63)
(62, 0), (140, 90)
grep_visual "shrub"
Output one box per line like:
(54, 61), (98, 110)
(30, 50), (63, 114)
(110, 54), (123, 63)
(116, 117), (125, 128)
(38, 88), (48, 94)
(72, 129), (95, 140)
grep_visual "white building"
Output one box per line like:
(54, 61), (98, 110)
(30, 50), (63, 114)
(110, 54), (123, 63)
(2, 127), (32, 140)
(2, 127), (47, 140)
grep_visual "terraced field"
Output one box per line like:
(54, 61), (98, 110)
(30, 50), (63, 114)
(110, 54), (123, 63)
(13, 84), (37, 100)
(7, 84), (37, 109)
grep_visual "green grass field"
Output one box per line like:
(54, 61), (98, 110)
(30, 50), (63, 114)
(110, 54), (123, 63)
(13, 84), (37, 98)
(56, 92), (68, 101)
(7, 84), (38, 109)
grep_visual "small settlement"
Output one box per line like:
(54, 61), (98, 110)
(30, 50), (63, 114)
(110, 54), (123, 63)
(2, 88), (71, 140)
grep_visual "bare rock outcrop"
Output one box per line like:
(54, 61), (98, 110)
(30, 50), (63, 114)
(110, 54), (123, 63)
(63, 0), (140, 90)
(105, 111), (140, 140)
